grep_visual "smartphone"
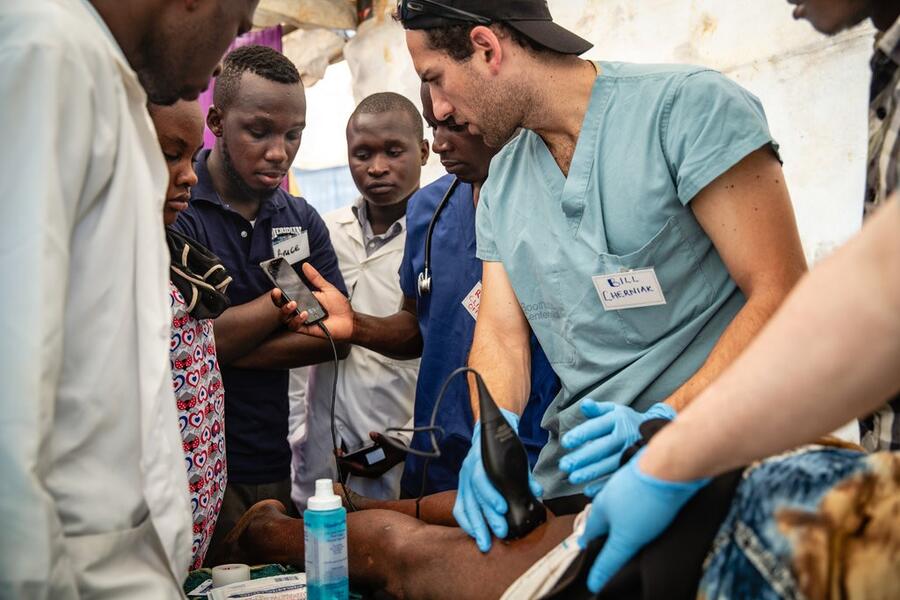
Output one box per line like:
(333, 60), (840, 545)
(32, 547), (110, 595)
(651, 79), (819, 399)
(343, 442), (387, 467)
(259, 257), (327, 325)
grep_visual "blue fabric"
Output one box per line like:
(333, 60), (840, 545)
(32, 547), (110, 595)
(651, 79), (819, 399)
(173, 149), (346, 484)
(475, 63), (776, 498)
(698, 448), (870, 600)
(398, 175), (560, 496)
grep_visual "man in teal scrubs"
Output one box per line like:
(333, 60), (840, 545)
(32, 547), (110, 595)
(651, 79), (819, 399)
(398, 0), (809, 552)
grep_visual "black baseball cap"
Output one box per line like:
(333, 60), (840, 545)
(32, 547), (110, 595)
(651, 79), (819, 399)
(397, 0), (593, 56)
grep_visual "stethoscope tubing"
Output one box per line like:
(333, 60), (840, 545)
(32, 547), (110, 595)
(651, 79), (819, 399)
(417, 176), (461, 296)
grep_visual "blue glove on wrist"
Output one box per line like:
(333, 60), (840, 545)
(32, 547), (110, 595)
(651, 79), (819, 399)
(580, 449), (709, 593)
(452, 408), (543, 553)
(559, 399), (676, 496)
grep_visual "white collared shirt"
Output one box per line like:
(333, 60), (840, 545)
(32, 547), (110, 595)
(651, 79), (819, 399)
(290, 204), (419, 507)
(0, 1), (191, 597)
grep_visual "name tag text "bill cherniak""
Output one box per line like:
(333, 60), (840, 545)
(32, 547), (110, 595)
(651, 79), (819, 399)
(592, 267), (667, 311)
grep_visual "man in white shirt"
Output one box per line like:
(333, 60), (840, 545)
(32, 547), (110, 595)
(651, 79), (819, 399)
(0, 1), (257, 597)
(292, 93), (428, 505)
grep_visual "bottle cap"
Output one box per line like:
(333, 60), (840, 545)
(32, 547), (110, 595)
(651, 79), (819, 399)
(308, 478), (342, 511)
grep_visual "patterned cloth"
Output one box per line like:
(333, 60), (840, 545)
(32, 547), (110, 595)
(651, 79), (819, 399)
(698, 447), (900, 600)
(865, 15), (900, 216)
(170, 282), (228, 570)
(860, 15), (900, 452)
(499, 447), (900, 600)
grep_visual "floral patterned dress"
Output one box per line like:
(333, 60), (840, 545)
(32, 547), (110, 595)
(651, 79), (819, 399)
(169, 282), (227, 569)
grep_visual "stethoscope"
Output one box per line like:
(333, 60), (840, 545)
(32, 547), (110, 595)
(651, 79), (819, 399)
(417, 177), (461, 296)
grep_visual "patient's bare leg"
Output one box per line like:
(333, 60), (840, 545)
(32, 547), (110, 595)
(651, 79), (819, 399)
(223, 498), (575, 600)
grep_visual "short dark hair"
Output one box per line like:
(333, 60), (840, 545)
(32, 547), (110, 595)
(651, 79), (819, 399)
(349, 92), (424, 141)
(213, 45), (301, 109)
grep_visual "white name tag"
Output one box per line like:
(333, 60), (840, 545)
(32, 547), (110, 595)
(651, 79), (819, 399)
(461, 281), (483, 320)
(592, 268), (667, 311)
(272, 231), (309, 265)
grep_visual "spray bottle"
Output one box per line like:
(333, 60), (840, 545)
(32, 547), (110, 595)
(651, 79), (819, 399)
(304, 479), (349, 600)
(475, 375), (547, 539)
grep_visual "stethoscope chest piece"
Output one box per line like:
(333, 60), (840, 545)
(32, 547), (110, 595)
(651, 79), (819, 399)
(416, 177), (459, 297)
(417, 269), (432, 296)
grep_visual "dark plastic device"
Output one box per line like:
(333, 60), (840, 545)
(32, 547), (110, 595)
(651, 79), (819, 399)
(475, 375), (547, 539)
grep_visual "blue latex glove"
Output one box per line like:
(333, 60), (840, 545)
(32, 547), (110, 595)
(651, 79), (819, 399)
(559, 399), (676, 496)
(580, 449), (709, 593)
(452, 408), (543, 553)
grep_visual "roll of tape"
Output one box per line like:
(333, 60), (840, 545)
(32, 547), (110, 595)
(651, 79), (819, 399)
(211, 563), (251, 588)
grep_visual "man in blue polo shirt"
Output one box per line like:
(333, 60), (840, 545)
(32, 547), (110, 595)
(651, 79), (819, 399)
(172, 45), (348, 563)
(286, 84), (560, 497)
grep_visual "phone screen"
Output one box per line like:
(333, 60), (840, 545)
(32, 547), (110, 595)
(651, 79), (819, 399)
(343, 443), (387, 466)
(365, 447), (386, 465)
(260, 257), (327, 324)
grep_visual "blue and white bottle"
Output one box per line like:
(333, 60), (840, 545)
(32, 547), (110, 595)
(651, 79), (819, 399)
(304, 479), (349, 600)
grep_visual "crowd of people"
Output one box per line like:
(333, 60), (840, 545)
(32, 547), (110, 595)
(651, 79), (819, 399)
(1, 0), (898, 598)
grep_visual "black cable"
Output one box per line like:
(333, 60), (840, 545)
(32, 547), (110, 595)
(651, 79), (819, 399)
(382, 366), (485, 518)
(417, 177), (459, 296)
(317, 320), (358, 513)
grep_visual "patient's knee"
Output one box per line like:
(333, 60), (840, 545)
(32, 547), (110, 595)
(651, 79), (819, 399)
(356, 513), (428, 599)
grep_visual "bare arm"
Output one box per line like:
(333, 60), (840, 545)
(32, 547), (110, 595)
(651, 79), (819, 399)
(280, 263), (423, 360)
(663, 146), (807, 411)
(230, 330), (350, 370)
(349, 296), (423, 360)
(213, 293), (283, 365)
(467, 261), (532, 420)
(643, 198), (900, 481)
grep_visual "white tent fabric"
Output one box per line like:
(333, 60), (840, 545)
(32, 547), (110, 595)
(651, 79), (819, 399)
(254, 0), (356, 30)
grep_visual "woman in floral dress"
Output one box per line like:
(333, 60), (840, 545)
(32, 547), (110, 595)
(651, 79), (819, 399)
(151, 100), (232, 569)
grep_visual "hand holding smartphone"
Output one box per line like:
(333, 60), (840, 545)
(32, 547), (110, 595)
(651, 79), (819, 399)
(260, 257), (328, 325)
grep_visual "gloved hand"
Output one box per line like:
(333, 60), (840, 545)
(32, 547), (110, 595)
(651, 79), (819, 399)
(559, 399), (676, 496)
(452, 408), (543, 553)
(580, 449), (709, 593)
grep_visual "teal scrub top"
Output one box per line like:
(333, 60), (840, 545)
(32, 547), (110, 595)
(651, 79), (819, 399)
(476, 62), (778, 498)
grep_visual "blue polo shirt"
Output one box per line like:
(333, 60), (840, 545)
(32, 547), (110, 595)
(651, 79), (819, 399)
(173, 149), (346, 484)
(399, 174), (560, 496)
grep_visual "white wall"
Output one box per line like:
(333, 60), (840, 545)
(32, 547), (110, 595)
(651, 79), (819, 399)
(295, 60), (356, 171)
(297, 0), (877, 263)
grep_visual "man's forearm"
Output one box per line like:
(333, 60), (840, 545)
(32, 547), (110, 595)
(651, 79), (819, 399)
(350, 311), (423, 360)
(230, 331), (350, 370)
(663, 289), (788, 412)
(467, 322), (531, 421)
(643, 200), (900, 482)
(214, 293), (283, 365)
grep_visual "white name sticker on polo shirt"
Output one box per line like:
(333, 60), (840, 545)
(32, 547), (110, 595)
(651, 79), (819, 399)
(272, 230), (309, 265)
(461, 281), (483, 321)
(592, 268), (667, 311)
